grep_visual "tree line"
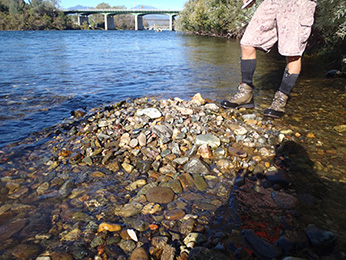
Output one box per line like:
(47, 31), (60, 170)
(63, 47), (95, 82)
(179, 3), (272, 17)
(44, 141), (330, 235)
(0, 0), (144, 30)
(176, 0), (346, 66)
(75, 2), (142, 30)
(1, 0), (345, 64)
(0, 0), (75, 30)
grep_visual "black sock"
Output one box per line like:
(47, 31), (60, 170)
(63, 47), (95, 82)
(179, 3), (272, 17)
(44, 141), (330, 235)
(279, 69), (299, 96)
(241, 59), (256, 86)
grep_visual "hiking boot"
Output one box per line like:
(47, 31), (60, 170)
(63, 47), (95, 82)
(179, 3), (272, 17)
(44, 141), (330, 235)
(221, 83), (254, 109)
(264, 91), (289, 118)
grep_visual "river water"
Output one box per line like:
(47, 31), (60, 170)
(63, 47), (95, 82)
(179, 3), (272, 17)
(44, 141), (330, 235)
(0, 30), (346, 258)
(1, 30), (345, 174)
(0, 30), (241, 147)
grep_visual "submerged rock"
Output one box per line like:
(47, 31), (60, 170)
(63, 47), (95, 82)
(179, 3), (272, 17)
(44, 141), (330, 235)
(306, 224), (336, 247)
(187, 247), (229, 260)
(146, 187), (175, 204)
(183, 158), (210, 175)
(1, 93), (343, 260)
(272, 191), (298, 209)
(242, 229), (282, 260)
(130, 247), (149, 260)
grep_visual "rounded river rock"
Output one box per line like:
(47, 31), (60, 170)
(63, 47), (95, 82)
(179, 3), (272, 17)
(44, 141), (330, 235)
(146, 187), (175, 204)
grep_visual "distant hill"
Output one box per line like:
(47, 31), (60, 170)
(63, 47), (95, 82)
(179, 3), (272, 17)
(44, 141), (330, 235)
(131, 5), (170, 21)
(66, 4), (171, 22)
(67, 5), (91, 10)
(132, 5), (156, 9)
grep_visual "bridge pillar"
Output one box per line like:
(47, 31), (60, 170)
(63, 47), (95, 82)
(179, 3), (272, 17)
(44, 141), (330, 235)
(78, 15), (89, 26)
(135, 14), (144, 31)
(104, 14), (115, 30)
(169, 15), (175, 31)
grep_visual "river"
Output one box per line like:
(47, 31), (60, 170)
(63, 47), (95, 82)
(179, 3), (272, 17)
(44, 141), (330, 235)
(0, 30), (241, 147)
(0, 30), (345, 259)
(1, 30), (344, 176)
(0, 30), (315, 146)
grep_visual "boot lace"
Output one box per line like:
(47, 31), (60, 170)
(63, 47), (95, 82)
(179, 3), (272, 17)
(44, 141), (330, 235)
(230, 85), (248, 101)
(270, 92), (287, 111)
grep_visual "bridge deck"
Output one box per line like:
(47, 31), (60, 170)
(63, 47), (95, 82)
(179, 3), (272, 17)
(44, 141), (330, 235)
(63, 9), (180, 15)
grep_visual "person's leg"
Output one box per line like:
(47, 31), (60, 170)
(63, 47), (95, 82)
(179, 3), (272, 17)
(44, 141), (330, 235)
(220, 45), (257, 109)
(240, 45), (257, 86)
(221, 0), (278, 109)
(264, 56), (301, 118)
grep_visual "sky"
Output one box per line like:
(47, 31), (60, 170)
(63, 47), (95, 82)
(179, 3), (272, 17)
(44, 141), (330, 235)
(58, 0), (186, 10)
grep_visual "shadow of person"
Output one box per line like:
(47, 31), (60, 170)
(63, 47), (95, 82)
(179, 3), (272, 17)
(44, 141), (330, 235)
(192, 140), (345, 260)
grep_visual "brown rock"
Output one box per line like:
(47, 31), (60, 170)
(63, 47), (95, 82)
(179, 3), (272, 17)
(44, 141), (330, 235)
(50, 252), (73, 260)
(177, 173), (195, 190)
(152, 236), (169, 250)
(58, 149), (72, 157)
(72, 110), (86, 118)
(98, 223), (122, 233)
(165, 209), (186, 220)
(120, 230), (132, 240)
(191, 93), (206, 105)
(0, 219), (26, 241)
(180, 192), (204, 201)
(161, 244), (176, 260)
(197, 144), (213, 159)
(11, 243), (40, 260)
(146, 187), (174, 204)
(130, 247), (149, 260)
(180, 218), (195, 235)
(228, 147), (248, 158)
(272, 191), (298, 209)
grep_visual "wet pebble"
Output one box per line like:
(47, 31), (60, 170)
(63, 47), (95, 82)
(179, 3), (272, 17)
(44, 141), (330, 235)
(11, 243), (40, 260)
(130, 247), (149, 260)
(119, 239), (137, 254)
(306, 224), (336, 247)
(195, 134), (221, 148)
(272, 191), (299, 209)
(242, 229), (282, 259)
(146, 187), (175, 204)
(165, 209), (186, 220)
(183, 158), (210, 175)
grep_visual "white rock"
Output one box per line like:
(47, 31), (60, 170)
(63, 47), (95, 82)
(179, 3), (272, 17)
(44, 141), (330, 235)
(129, 138), (138, 148)
(36, 257), (51, 260)
(119, 133), (131, 147)
(138, 132), (147, 146)
(204, 103), (219, 111)
(175, 106), (193, 115)
(136, 108), (162, 119)
(234, 126), (248, 135)
(195, 134), (221, 148)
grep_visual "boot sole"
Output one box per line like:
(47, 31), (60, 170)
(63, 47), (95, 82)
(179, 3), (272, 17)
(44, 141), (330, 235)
(238, 103), (255, 109)
(263, 109), (284, 118)
(221, 100), (255, 109)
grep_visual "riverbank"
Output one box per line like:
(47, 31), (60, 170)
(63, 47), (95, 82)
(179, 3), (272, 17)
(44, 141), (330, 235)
(0, 93), (345, 260)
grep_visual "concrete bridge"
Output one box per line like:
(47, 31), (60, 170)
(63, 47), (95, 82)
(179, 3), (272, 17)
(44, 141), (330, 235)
(63, 9), (180, 31)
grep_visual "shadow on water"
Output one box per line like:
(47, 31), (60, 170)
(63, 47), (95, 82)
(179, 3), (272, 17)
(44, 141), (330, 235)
(194, 140), (346, 260)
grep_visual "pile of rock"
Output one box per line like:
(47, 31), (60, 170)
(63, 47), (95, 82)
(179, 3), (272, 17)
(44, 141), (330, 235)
(0, 93), (343, 260)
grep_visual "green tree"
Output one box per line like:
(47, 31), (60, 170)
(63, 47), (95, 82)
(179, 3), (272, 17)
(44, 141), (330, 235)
(80, 20), (89, 30)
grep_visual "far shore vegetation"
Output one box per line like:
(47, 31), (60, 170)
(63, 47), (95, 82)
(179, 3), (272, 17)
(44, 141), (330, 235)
(1, 0), (345, 68)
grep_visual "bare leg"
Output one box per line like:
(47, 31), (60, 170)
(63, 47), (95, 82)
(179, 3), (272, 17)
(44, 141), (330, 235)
(286, 56), (301, 74)
(241, 44), (257, 60)
(240, 45), (257, 86)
